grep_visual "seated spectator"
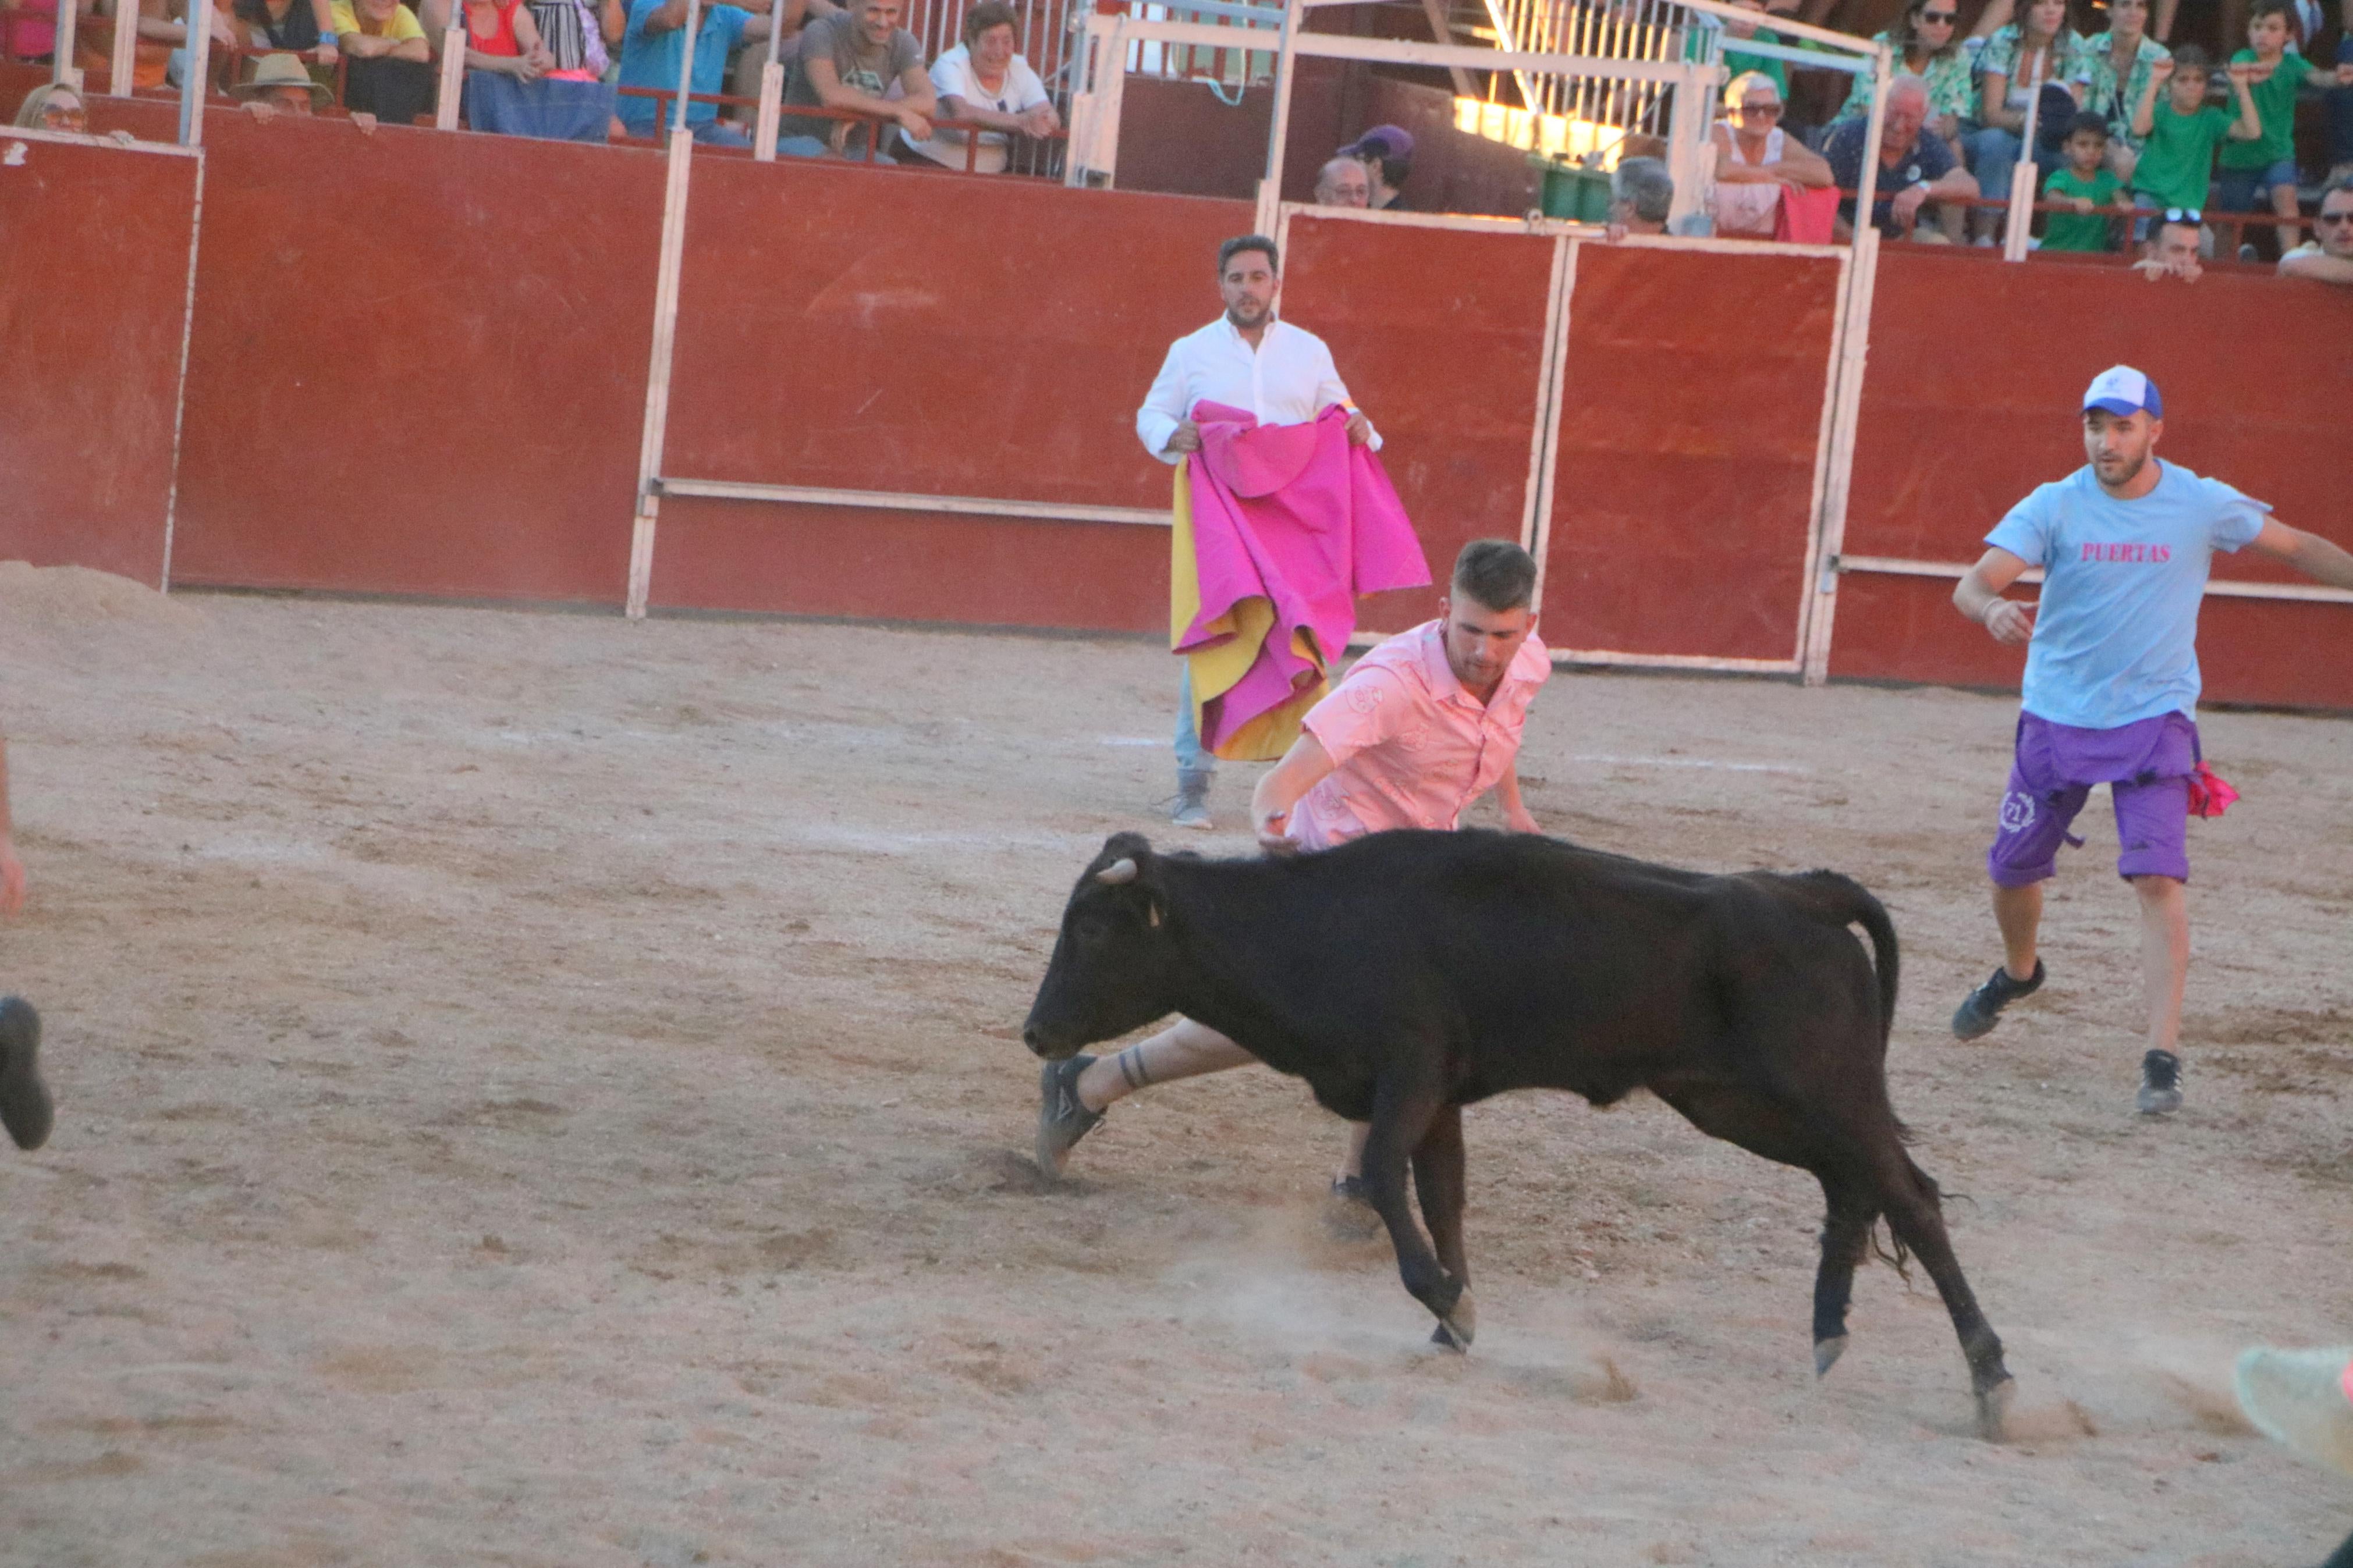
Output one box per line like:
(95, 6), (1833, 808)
(2334, 34), (2353, 188)
(1964, 0), (2086, 243)
(1608, 154), (1673, 236)
(2039, 110), (2123, 250)
(617, 0), (772, 144)
(1339, 125), (1411, 209)
(1824, 73), (1978, 240)
(1834, 0), (1977, 158)
(456, 0), (616, 140)
(723, 0), (826, 132)
(2128, 48), (2258, 242)
(903, 1), (1056, 173)
(10, 80), (84, 127)
(2, 0), (61, 65)
(229, 0), (339, 76)
(1708, 71), (1832, 239)
(2132, 205), (2206, 276)
(2075, 0), (2165, 180)
(2215, 0), (2323, 258)
(2279, 174), (2353, 281)
(775, 0), (929, 160)
(229, 45), (331, 109)
(335, 0), (435, 122)
(527, 0), (622, 137)
(1312, 154), (1369, 207)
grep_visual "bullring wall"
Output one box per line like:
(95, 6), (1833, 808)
(5, 83), (2350, 709)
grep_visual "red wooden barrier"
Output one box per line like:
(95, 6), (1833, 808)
(1833, 244), (2353, 709)
(1545, 243), (1843, 663)
(1277, 214), (1557, 636)
(166, 112), (666, 603)
(648, 156), (1251, 628)
(0, 133), (198, 588)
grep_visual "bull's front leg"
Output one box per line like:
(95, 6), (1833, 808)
(1362, 1071), (1473, 1350)
(1410, 1103), (1472, 1349)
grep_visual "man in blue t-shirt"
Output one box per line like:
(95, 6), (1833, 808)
(1948, 367), (2353, 1115)
(616, 0), (775, 143)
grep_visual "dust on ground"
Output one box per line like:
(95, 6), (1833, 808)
(1, 568), (2348, 1566)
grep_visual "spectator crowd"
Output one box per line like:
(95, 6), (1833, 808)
(9, 0), (2353, 273)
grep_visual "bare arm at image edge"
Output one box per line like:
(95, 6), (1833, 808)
(0, 738), (23, 918)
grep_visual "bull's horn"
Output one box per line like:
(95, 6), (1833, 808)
(1095, 858), (1139, 886)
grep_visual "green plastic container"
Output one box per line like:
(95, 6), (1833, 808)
(1534, 157), (1614, 223)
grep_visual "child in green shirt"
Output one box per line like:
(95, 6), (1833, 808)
(2128, 44), (2262, 231)
(2042, 112), (2126, 251)
(2217, 0), (2318, 255)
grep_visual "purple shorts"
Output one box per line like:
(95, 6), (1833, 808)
(1986, 712), (2198, 888)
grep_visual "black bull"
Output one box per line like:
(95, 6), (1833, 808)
(1023, 829), (2015, 1435)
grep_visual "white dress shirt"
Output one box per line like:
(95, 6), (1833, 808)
(1135, 315), (1379, 464)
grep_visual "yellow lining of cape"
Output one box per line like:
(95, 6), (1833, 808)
(1170, 457), (1329, 763)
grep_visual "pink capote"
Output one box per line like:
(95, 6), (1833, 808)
(1177, 399), (1431, 757)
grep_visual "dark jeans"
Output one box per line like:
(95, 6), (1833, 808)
(343, 56), (434, 125)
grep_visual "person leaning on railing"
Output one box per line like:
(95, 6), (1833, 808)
(1823, 72), (1978, 241)
(333, 0), (434, 122)
(615, 0), (774, 144)
(902, 0), (1057, 174)
(2132, 205), (2206, 278)
(9, 80), (84, 127)
(1708, 70), (1833, 239)
(2279, 175), (2353, 282)
(775, 0), (931, 161)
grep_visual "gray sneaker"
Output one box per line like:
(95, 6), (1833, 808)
(1951, 959), (2045, 1040)
(0, 997), (51, 1151)
(1034, 1054), (1103, 1178)
(2138, 1048), (2183, 1115)
(1171, 770), (1213, 831)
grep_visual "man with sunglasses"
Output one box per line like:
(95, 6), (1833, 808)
(2279, 176), (2353, 283)
(2132, 207), (2208, 280)
(1948, 367), (2353, 1117)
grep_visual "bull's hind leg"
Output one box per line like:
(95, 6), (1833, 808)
(1859, 1143), (2014, 1438)
(1651, 1075), (1864, 1377)
(1361, 1071), (1473, 1349)
(1808, 1175), (1876, 1378)
(1410, 1104), (1472, 1349)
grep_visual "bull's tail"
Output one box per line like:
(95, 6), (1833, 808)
(1784, 870), (1900, 1047)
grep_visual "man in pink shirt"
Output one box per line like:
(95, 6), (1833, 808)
(1037, 541), (1549, 1202)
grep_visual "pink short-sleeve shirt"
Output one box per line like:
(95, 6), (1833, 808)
(1287, 619), (1551, 852)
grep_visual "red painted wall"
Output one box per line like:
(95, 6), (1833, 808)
(1543, 243), (1843, 661)
(165, 112), (666, 602)
(0, 133), (197, 588)
(647, 155), (1252, 628)
(1834, 244), (2353, 708)
(1279, 213), (1557, 635)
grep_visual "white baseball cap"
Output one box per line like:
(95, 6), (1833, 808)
(2083, 365), (2163, 419)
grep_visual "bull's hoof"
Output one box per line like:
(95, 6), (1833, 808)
(1813, 1335), (1849, 1379)
(1430, 1290), (1476, 1352)
(1975, 1375), (2017, 1442)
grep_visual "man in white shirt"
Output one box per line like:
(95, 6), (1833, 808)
(1134, 234), (1377, 830)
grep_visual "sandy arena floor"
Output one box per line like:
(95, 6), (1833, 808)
(0, 566), (2348, 1567)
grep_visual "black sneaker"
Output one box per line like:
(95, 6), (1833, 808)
(2138, 1049), (2183, 1116)
(1034, 1054), (1102, 1178)
(1951, 960), (2045, 1040)
(0, 997), (51, 1151)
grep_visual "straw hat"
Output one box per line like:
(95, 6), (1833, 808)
(229, 53), (333, 109)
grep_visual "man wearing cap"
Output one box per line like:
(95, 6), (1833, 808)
(1339, 124), (1412, 210)
(1948, 366), (2353, 1115)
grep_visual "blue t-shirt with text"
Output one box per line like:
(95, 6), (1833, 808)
(617, 0), (749, 133)
(1985, 460), (2269, 730)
